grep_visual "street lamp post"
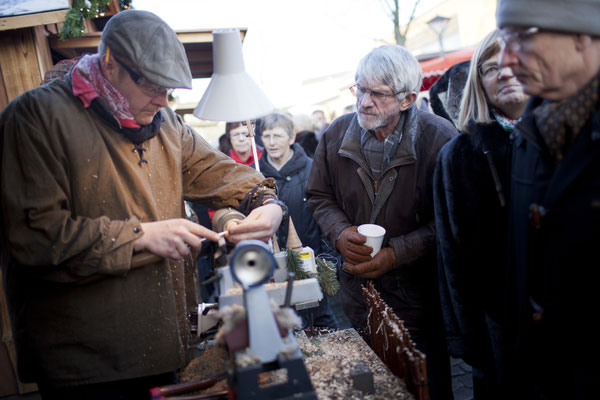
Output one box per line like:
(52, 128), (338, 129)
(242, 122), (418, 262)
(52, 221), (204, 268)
(427, 15), (450, 58)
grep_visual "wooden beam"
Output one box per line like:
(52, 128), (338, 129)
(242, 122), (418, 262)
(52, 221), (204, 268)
(0, 55), (7, 111)
(175, 29), (246, 43)
(176, 31), (215, 44)
(49, 32), (102, 50)
(0, 10), (68, 31)
(33, 26), (53, 79)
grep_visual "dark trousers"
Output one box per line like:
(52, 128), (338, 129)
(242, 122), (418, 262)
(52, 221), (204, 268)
(299, 295), (338, 329)
(38, 372), (176, 400)
(412, 332), (454, 400)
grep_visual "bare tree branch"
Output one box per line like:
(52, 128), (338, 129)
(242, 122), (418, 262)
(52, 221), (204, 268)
(401, 0), (422, 38)
(377, 0), (394, 21)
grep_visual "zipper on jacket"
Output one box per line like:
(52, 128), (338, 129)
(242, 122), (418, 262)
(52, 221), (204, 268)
(483, 148), (506, 207)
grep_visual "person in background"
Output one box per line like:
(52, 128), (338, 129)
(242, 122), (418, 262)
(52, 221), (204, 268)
(428, 60), (471, 128)
(0, 10), (284, 399)
(259, 111), (337, 329)
(342, 104), (356, 114)
(496, 0), (600, 398)
(217, 132), (233, 156)
(226, 121), (263, 167)
(306, 44), (456, 399)
(206, 121), (263, 221)
(311, 109), (330, 141)
(434, 29), (529, 400)
(292, 113), (318, 158)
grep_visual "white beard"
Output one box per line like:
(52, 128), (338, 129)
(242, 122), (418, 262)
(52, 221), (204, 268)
(357, 111), (385, 131)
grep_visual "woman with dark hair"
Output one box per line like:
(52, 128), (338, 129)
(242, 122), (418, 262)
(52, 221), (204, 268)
(434, 29), (529, 399)
(225, 121), (262, 167)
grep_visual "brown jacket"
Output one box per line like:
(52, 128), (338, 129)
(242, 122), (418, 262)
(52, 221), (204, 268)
(306, 109), (456, 332)
(0, 77), (270, 387)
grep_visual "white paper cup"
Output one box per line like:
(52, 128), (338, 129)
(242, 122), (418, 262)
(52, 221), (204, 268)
(357, 224), (386, 257)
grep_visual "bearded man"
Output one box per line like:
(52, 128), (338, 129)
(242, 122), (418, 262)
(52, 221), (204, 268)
(306, 44), (457, 400)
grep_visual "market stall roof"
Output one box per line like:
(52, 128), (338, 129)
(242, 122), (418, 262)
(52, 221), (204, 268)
(420, 46), (475, 91)
(49, 28), (247, 80)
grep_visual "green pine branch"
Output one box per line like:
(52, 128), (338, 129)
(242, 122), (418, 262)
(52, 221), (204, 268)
(285, 249), (312, 280)
(284, 249), (340, 297)
(316, 257), (340, 297)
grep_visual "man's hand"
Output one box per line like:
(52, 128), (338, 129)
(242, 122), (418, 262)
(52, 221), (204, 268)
(336, 226), (372, 265)
(343, 247), (396, 279)
(226, 203), (283, 243)
(133, 219), (220, 260)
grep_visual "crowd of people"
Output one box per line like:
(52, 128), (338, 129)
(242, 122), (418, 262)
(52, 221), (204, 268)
(0, 0), (598, 399)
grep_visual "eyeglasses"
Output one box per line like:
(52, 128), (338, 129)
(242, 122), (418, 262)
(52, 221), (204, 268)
(229, 131), (249, 140)
(262, 132), (290, 143)
(500, 27), (539, 52)
(478, 63), (500, 79)
(114, 57), (174, 97)
(349, 84), (404, 103)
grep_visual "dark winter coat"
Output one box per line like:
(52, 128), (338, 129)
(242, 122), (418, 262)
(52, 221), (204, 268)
(259, 143), (325, 254)
(306, 109), (456, 332)
(507, 96), (600, 398)
(434, 119), (511, 389)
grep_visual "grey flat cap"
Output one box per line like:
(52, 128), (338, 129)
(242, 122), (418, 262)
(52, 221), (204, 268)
(102, 9), (192, 89)
(497, 0), (600, 37)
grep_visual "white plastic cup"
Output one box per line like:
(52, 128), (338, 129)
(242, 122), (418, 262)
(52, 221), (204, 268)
(357, 224), (386, 257)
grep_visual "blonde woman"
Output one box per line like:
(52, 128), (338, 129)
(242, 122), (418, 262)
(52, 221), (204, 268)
(434, 29), (529, 399)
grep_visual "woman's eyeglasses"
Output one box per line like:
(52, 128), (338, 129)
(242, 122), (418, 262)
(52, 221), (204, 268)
(478, 63), (500, 79)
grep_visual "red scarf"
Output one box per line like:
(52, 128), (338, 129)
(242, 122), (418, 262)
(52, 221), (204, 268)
(71, 54), (140, 129)
(229, 148), (263, 166)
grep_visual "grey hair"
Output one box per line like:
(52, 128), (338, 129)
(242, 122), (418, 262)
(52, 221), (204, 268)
(262, 111), (294, 138)
(355, 45), (423, 99)
(292, 114), (314, 133)
(458, 29), (502, 132)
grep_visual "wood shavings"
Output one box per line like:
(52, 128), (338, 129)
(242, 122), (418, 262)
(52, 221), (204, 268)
(296, 329), (413, 400)
(180, 345), (228, 383)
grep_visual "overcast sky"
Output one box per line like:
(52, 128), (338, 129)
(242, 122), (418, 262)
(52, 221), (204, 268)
(132, 0), (441, 111)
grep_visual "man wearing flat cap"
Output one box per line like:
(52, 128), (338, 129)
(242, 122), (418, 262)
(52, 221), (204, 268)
(0, 9), (284, 398)
(496, 0), (600, 398)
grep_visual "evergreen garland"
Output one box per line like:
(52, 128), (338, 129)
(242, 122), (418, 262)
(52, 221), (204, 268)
(284, 249), (339, 296)
(60, 0), (133, 40)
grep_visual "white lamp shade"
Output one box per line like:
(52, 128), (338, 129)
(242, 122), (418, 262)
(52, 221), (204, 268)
(194, 28), (274, 122)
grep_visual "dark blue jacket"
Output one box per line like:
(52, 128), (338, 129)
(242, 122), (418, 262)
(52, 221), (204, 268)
(259, 143), (326, 254)
(507, 96), (600, 398)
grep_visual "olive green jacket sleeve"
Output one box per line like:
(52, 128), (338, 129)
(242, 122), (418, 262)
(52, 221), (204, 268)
(0, 88), (143, 281)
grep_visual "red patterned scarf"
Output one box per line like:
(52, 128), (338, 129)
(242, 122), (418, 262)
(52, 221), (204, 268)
(71, 54), (140, 129)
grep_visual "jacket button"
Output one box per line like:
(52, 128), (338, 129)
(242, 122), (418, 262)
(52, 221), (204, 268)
(286, 176), (291, 181)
